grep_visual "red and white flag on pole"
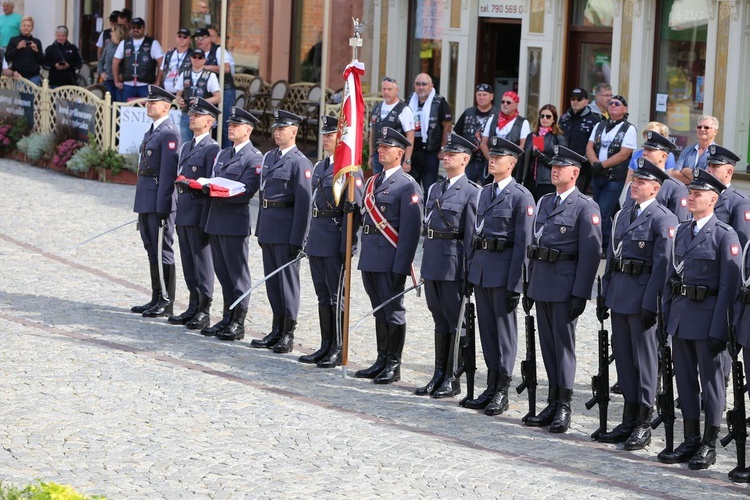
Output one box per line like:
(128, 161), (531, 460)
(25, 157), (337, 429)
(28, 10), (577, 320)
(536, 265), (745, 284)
(332, 61), (365, 205)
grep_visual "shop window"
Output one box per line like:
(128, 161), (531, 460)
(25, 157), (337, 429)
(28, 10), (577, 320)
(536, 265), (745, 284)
(407, 0), (445, 93)
(572, 0), (615, 27)
(291, 0), (325, 83)
(653, 0), (708, 150)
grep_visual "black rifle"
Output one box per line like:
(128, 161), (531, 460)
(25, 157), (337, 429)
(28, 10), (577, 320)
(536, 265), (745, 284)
(458, 298), (477, 406)
(586, 276), (610, 440)
(516, 264), (537, 422)
(720, 307), (747, 477)
(651, 291), (675, 455)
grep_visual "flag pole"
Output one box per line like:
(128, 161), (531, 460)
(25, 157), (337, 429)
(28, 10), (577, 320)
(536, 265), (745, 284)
(341, 20), (364, 379)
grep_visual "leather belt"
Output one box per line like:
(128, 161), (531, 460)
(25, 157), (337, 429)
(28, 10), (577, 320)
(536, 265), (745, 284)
(312, 208), (343, 218)
(613, 259), (652, 275)
(362, 223), (384, 235)
(472, 235), (513, 251)
(527, 245), (577, 263)
(741, 288), (750, 304)
(670, 279), (717, 301)
(425, 228), (463, 240)
(262, 199), (294, 208)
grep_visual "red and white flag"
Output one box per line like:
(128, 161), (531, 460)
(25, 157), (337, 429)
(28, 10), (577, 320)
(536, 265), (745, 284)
(332, 61), (365, 204)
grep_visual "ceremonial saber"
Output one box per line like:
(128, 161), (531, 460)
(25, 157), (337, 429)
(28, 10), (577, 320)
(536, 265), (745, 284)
(229, 251), (307, 310)
(61, 218), (137, 254)
(348, 279), (424, 335)
(157, 222), (169, 301)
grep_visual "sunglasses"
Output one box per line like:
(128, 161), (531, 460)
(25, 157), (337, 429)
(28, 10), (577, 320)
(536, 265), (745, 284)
(195, 36), (207, 41)
(415, 81), (429, 86)
(501, 100), (514, 105)
(177, 34), (189, 39)
(608, 101), (623, 107)
(540, 114), (554, 119)
(696, 125), (713, 130)
(191, 54), (204, 59)
(570, 97), (585, 102)
(383, 77), (397, 84)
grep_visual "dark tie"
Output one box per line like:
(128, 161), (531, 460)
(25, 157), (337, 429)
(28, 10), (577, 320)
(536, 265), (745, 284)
(554, 194), (561, 208)
(441, 180), (448, 194)
(230, 147), (235, 158)
(491, 182), (498, 201)
(148, 124), (154, 135)
(630, 204), (639, 223)
(375, 173), (384, 189)
(691, 221), (698, 238)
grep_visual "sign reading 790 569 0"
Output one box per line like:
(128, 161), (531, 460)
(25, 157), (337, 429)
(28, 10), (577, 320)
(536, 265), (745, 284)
(479, 0), (525, 19)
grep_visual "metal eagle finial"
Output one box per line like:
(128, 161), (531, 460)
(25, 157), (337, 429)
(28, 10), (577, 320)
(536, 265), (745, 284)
(352, 18), (366, 38)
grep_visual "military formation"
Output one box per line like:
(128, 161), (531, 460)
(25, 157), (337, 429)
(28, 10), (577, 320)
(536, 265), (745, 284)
(129, 82), (750, 483)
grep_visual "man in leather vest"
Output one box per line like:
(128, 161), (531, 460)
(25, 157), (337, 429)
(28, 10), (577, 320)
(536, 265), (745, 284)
(159, 28), (193, 95)
(130, 85), (181, 319)
(174, 48), (221, 145)
(194, 27), (235, 148)
(454, 83), (498, 184)
(479, 91), (530, 162)
(407, 73), (452, 196)
(112, 17), (165, 101)
(369, 76), (414, 175)
(559, 87), (600, 192)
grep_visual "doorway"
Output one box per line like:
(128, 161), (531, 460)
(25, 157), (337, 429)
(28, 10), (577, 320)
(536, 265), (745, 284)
(566, 29), (612, 98)
(475, 19), (522, 101)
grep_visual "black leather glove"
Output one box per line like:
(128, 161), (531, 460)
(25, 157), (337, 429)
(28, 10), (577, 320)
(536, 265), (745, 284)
(568, 296), (587, 320)
(709, 337), (727, 357)
(522, 295), (534, 315)
(342, 200), (359, 214)
(462, 280), (473, 298)
(506, 292), (520, 313)
(532, 148), (542, 158)
(596, 302), (610, 323)
(289, 245), (302, 259)
(200, 230), (210, 247)
(591, 161), (604, 176)
(175, 178), (191, 190)
(157, 212), (169, 223)
(640, 308), (657, 329)
(391, 273), (407, 290)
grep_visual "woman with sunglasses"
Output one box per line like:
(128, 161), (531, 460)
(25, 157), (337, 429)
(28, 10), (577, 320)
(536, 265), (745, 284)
(518, 104), (567, 200)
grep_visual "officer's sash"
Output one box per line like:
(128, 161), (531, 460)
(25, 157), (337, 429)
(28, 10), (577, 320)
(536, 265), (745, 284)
(364, 175), (399, 247)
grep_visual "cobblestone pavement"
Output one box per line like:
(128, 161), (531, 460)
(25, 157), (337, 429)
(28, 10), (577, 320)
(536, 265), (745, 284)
(1, 159), (749, 498)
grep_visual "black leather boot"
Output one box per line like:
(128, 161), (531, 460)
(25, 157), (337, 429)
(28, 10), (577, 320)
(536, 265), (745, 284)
(186, 294), (212, 330)
(143, 263), (176, 317)
(272, 317), (296, 353)
(549, 387), (573, 433)
(462, 370), (498, 410)
(526, 385), (558, 426)
(250, 314), (283, 348)
(217, 306), (247, 341)
(598, 401), (638, 443)
(131, 262), (160, 313)
(299, 305), (333, 363)
(433, 331), (461, 399)
(658, 419), (701, 463)
(688, 424), (720, 470)
(317, 310), (342, 368)
(730, 468), (750, 483)
(201, 304), (230, 336)
(415, 332), (448, 396)
(354, 319), (389, 378)
(624, 404), (653, 450)
(168, 290), (199, 324)
(374, 323), (406, 384)
(485, 372), (511, 416)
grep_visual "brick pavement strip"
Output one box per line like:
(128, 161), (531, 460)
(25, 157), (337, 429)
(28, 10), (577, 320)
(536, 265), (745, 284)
(0, 159), (748, 498)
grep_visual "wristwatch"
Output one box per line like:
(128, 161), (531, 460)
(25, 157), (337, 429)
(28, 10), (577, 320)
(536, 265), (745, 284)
(405, 159), (412, 165)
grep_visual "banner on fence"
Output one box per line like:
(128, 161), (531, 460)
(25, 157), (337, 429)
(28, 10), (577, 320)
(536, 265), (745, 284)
(56, 99), (97, 142)
(0, 88), (34, 124)
(118, 107), (182, 154)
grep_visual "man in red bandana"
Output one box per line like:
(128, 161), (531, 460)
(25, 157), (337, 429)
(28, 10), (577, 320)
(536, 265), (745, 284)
(479, 91), (530, 168)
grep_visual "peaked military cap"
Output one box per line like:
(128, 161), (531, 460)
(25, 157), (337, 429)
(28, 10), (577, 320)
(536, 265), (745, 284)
(549, 145), (586, 167)
(145, 85), (175, 103)
(642, 130), (675, 152)
(227, 107), (260, 125)
(688, 168), (726, 195)
(442, 133), (477, 155)
(376, 126), (411, 149)
(488, 136), (523, 158)
(632, 158), (669, 184)
(706, 144), (741, 166)
(320, 115), (338, 135)
(188, 97), (221, 118)
(271, 109), (303, 128)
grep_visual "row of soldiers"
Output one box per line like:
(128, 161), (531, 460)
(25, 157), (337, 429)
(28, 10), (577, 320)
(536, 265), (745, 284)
(129, 84), (750, 481)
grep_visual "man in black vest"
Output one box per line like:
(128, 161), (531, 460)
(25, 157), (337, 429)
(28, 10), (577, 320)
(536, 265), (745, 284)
(559, 87), (600, 192)
(159, 28), (193, 95)
(194, 27), (235, 148)
(479, 91), (530, 161)
(453, 83), (498, 184)
(368, 76), (414, 175)
(407, 73), (452, 196)
(174, 49), (221, 145)
(112, 17), (165, 101)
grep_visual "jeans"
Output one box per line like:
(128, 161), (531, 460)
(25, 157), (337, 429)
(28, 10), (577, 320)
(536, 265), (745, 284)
(179, 112), (192, 145)
(466, 157), (489, 184)
(591, 175), (624, 251)
(220, 87), (235, 149)
(412, 148), (439, 197)
(123, 84), (149, 101)
(102, 79), (124, 102)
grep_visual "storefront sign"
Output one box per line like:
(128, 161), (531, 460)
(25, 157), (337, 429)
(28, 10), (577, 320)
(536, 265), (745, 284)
(55, 99), (96, 142)
(0, 88), (33, 124)
(479, 0), (525, 19)
(118, 106), (182, 154)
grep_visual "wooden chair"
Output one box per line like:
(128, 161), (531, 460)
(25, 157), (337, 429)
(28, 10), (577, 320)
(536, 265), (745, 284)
(261, 80), (289, 134)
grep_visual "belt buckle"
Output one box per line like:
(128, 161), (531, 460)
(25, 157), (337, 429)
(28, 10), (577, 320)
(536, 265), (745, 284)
(481, 239), (490, 250)
(427, 228), (434, 239)
(680, 284), (687, 296)
(312, 207), (319, 218)
(262, 199), (268, 208)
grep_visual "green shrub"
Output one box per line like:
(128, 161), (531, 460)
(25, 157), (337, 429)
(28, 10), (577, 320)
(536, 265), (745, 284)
(0, 479), (104, 499)
(65, 144), (99, 173)
(17, 133), (54, 162)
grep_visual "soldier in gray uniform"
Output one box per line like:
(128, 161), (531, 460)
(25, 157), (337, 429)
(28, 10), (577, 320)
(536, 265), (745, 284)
(622, 132), (689, 222)
(355, 127), (423, 384)
(169, 98), (221, 328)
(525, 145), (603, 432)
(415, 133), (480, 398)
(706, 145), (750, 246)
(298, 116), (364, 368)
(130, 85), (181, 318)
(181, 106), (263, 341)
(659, 169), (741, 469)
(733, 223), (750, 483)
(598, 160), (678, 449)
(462, 137), (534, 414)
(250, 110), (313, 353)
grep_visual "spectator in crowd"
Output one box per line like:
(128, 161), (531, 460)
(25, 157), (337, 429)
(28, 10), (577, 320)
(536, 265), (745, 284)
(588, 82), (612, 120)
(368, 76), (414, 175)
(0, 1), (21, 49)
(559, 87), (600, 192)
(670, 115), (719, 185)
(519, 104), (568, 200)
(206, 26), (236, 77)
(160, 28), (194, 95)
(5, 16), (43, 85)
(112, 17), (165, 101)
(174, 48), (221, 145)
(194, 27), (235, 148)
(479, 90), (530, 158)
(626, 122), (676, 184)
(95, 11), (120, 61)
(453, 83), (497, 184)
(117, 9), (132, 31)
(97, 24), (126, 102)
(43, 26), (82, 89)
